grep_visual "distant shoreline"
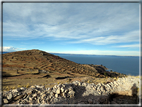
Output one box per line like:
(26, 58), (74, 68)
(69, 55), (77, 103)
(2, 50), (139, 76)
(1, 51), (139, 57)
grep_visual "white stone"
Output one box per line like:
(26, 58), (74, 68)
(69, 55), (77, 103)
(68, 90), (75, 98)
(100, 86), (104, 92)
(64, 89), (69, 93)
(3, 98), (9, 104)
(12, 89), (18, 93)
(30, 85), (36, 89)
(20, 87), (26, 91)
(55, 94), (58, 98)
(53, 85), (57, 89)
(36, 85), (44, 89)
(33, 93), (37, 98)
(56, 88), (60, 94)
(61, 87), (64, 92)
(73, 81), (80, 85)
(82, 83), (87, 86)
(41, 94), (46, 99)
(62, 92), (66, 98)
(29, 97), (32, 101)
(7, 93), (12, 100)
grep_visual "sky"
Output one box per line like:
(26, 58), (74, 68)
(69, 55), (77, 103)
(2, 3), (140, 56)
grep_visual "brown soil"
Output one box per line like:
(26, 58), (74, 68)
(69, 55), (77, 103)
(2, 49), (126, 78)
(2, 49), (126, 91)
(2, 69), (116, 91)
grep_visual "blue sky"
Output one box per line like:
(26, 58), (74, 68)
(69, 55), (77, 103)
(2, 3), (140, 56)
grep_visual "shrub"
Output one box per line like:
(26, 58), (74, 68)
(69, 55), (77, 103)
(12, 86), (16, 89)
(26, 83), (30, 88)
(6, 86), (9, 90)
(104, 72), (107, 77)
(17, 85), (21, 88)
(67, 78), (72, 82)
(113, 76), (119, 81)
(87, 80), (91, 83)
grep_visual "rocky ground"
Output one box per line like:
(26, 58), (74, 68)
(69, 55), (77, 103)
(1, 76), (141, 106)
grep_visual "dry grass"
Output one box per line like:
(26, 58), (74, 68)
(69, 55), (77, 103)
(125, 74), (141, 78)
(2, 70), (89, 91)
(2, 70), (21, 77)
(2, 65), (141, 93)
(2, 69), (118, 91)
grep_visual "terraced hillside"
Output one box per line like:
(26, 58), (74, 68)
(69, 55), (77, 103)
(2, 49), (125, 78)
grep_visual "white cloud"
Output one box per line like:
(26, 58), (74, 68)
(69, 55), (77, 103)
(69, 30), (139, 45)
(1, 46), (26, 52)
(48, 50), (139, 56)
(115, 44), (140, 48)
(2, 2), (140, 58)
(3, 3), (139, 42)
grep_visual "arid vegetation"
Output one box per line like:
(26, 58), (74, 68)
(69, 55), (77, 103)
(2, 49), (126, 77)
(2, 49), (127, 91)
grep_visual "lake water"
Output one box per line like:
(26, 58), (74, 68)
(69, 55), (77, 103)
(57, 55), (140, 76)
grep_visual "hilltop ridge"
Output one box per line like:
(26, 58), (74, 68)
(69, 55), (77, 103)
(2, 49), (126, 78)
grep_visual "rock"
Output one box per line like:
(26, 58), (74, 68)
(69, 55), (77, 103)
(68, 90), (75, 98)
(2, 77), (140, 104)
(14, 94), (25, 101)
(82, 82), (87, 87)
(62, 92), (66, 98)
(61, 87), (64, 92)
(41, 94), (46, 99)
(113, 81), (119, 86)
(3, 98), (9, 104)
(100, 86), (105, 92)
(24, 89), (33, 95)
(53, 85), (57, 89)
(88, 98), (93, 104)
(30, 85), (36, 89)
(32, 93), (37, 98)
(96, 86), (101, 92)
(72, 81), (81, 85)
(56, 88), (60, 94)
(12, 89), (18, 93)
(20, 87), (26, 91)
(50, 92), (54, 96)
(64, 88), (69, 93)
(86, 84), (92, 89)
(36, 85), (45, 89)
(55, 94), (58, 98)
(7, 92), (12, 100)
(37, 98), (41, 103)
(29, 97), (32, 101)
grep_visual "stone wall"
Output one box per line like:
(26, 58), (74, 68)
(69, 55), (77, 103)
(2, 76), (140, 105)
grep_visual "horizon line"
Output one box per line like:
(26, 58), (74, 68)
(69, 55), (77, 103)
(1, 50), (140, 57)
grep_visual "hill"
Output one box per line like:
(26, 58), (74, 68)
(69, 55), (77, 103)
(2, 49), (126, 78)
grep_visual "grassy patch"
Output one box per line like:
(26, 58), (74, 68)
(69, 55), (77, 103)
(2, 71), (21, 77)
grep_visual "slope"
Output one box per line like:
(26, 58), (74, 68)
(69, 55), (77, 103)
(2, 49), (125, 77)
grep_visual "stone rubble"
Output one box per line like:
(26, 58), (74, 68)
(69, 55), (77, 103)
(2, 76), (141, 105)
